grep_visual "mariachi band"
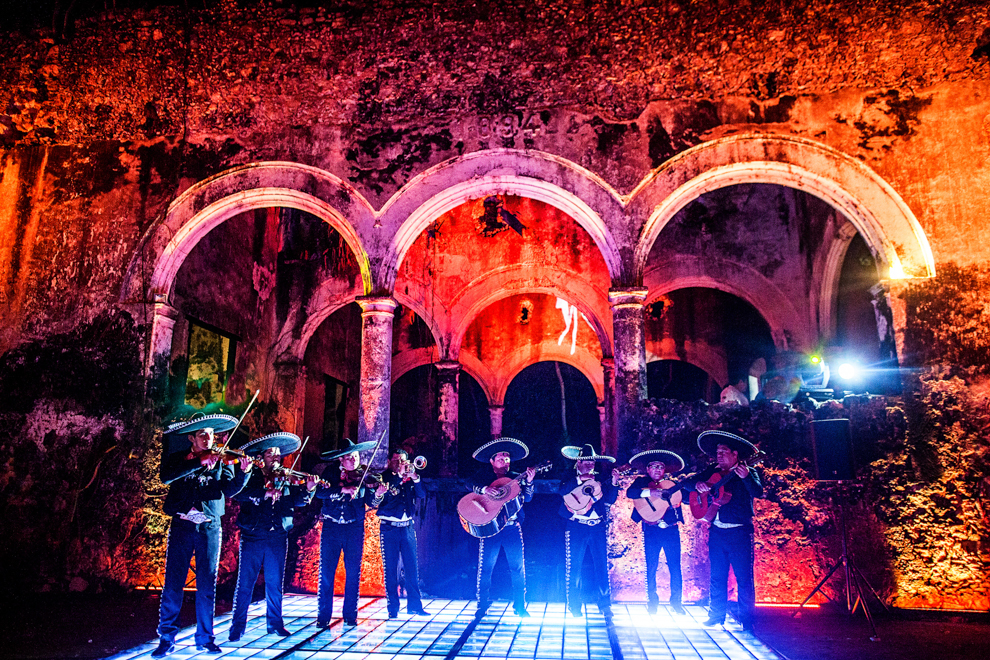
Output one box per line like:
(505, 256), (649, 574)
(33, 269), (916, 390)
(152, 412), (763, 658)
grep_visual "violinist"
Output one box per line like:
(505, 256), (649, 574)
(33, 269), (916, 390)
(557, 444), (617, 619)
(154, 414), (252, 658)
(376, 449), (429, 618)
(470, 437), (536, 618)
(315, 438), (386, 628)
(689, 430), (764, 632)
(228, 432), (317, 642)
(626, 449), (687, 616)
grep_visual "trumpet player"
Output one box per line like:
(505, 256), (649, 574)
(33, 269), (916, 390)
(376, 449), (429, 618)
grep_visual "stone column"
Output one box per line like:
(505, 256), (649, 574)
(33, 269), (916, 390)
(608, 288), (648, 459)
(600, 358), (616, 457)
(273, 360), (307, 436)
(872, 281), (904, 392)
(489, 404), (504, 439)
(147, 301), (182, 387)
(357, 296), (397, 469)
(436, 360), (461, 477)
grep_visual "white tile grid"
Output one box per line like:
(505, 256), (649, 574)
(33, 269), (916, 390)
(104, 596), (781, 660)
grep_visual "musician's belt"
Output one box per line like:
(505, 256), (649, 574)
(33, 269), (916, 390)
(573, 517), (601, 526)
(645, 520), (673, 529)
(322, 514), (359, 524)
(380, 518), (415, 528)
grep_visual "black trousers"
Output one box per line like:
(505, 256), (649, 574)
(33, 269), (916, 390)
(643, 523), (682, 606)
(708, 525), (756, 625)
(380, 523), (423, 615)
(230, 530), (288, 635)
(157, 519), (221, 646)
(476, 523), (526, 611)
(318, 520), (365, 624)
(564, 521), (610, 612)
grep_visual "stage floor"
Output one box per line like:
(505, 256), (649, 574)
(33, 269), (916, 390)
(105, 595), (782, 660)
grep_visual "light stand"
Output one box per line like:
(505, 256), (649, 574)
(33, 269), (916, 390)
(793, 482), (888, 641)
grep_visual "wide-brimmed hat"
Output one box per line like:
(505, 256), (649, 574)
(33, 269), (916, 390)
(561, 444), (615, 463)
(697, 430), (758, 460)
(165, 413), (238, 436)
(320, 438), (377, 461)
(629, 449), (685, 473)
(473, 437), (529, 463)
(237, 432), (301, 456)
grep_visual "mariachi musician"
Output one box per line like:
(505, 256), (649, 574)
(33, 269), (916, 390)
(154, 414), (252, 658)
(689, 430), (764, 631)
(376, 449), (429, 618)
(228, 432), (317, 641)
(315, 438), (387, 628)
(470, 437), (536, 617)
(626, 449), (687, 615)
(557, 444), (618, 618)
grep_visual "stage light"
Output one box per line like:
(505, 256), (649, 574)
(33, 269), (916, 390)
(837, 362), (860, 381)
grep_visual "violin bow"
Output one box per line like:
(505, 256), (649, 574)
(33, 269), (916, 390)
(353, 427), (388, 493)
(210, 389), (260, 471)
(289, 436), (310, 473)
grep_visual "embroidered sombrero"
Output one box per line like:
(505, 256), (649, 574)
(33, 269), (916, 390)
(164, 413), (238, 436)
(561, 444), (615, 463)
(472, 437), (529, 462)
(320, 438), (377, 461)
(237, 432), (301, 456)
(629, 449), (685, 473)
(697, 430), (758, 460)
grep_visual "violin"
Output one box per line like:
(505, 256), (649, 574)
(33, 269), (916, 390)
(270, 464), (330, 488)
(191, 445), (262, 467)
(688, 451), (766, 523)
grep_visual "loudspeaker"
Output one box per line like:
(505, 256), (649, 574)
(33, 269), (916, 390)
(811, 419), (855, 480)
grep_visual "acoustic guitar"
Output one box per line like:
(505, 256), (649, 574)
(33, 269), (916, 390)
(688, 451), (766, 523)
(458, 461), (552, 538)
(632, 479), (684, 523)
(563, 465), (632, 515)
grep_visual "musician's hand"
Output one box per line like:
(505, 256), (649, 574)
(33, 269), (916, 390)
(265, 488), (282, 501)
(306, 475), (318, 491)
(342, 485), (359, 498)
(612, 473), (620, 486)
(734, 464), (749, 478)
(525, 467), (536, 483)
(411, 473), (421, 483)
(482, 486), (496, 497)
(650, 488), (662, 499)
(696, 481), (710, 494)
(578, 473), (594, 482)
(200, 453), (220, 469)
(238, 456), (254, 472)
(375, 483), (388, 497)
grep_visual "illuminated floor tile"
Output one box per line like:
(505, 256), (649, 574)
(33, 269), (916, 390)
(105, 596), (783, 660)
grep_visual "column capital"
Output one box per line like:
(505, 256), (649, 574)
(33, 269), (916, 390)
(608, 288), (649, 308)
(435, 360), (462, 372)
(152, 301), (182, 321)
(356, 296), (398, 316)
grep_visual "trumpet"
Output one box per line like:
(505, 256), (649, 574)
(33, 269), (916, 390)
(398, 455), (427, 479)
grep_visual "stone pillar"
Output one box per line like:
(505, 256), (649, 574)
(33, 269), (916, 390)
(148, 301), (181, 375)
(357, 296), (397, 469)
(436, 360), (461, 477)
(608, 288), (648, 460)
(489, 404), (504, 439)
(600, 358), (616, 457)
(273, 360), (307, 436)
(873, 281), (905, 392)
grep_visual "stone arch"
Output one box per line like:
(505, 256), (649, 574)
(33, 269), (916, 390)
(631, 134), (936, 283)
(375, 149), (627, 289)
(646, 353), (728, 391)
(645, 255), (807, 351)
(121, 162), (375, 305)
(448, 274), (612, 363)
(496, 352), (605, 407)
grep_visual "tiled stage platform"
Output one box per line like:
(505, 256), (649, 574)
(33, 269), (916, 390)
(105, 595), (782, 660)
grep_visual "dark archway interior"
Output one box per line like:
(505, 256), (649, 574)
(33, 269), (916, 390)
(647, 359), (720, 403)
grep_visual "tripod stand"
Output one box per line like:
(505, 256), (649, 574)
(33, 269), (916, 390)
(794, 484), (888, 641)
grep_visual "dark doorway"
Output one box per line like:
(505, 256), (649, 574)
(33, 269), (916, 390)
(647, 359), (720, 403)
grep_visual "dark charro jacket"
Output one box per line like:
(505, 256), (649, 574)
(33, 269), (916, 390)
(233, 468), (315, 535)
(376, 470), (426, 521)
(684, 464), (764, 527)
(316, 466), (378, 523)
(626, 475), (685, 526)
(471, 464), (534, 524)
(556, 473), (617, 521)
(161, 448), (250, 530)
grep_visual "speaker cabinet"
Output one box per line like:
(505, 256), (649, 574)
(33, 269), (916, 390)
(811, 419), (855, 480)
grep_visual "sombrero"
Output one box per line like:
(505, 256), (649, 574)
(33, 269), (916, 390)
(472, 437), (529, 463)
(321, 438), (377, 461)
(561, 444), (615, 463)
(237, 431), (301, 456)
(629, 449), (685, 473)
(164, 413), (238, 436)
(697, 430), (758, 460)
